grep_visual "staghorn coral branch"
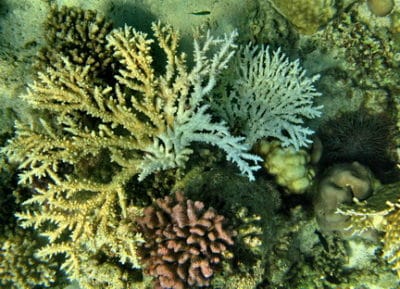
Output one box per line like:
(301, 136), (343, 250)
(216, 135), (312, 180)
(189, 30), (238, 109)
(107, 25), (165, 130)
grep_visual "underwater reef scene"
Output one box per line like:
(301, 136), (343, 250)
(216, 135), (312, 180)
(1, 0), (400, 288)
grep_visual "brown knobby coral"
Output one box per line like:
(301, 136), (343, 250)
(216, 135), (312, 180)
(314, 162), (376, 235)
(136, 191), (235, 289)
(269, 0), (336, 34)
(36, 4), (114, 78)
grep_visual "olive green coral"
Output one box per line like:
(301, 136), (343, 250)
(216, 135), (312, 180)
(269, 0), (337, 34)
(313, 2), (400, 103)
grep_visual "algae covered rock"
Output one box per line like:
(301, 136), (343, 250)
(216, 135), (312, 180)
(270, 0), (337, 34)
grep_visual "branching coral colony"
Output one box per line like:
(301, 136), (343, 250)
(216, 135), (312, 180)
(1, 6), (257, 288)
(211, 44), (323, 150)
(0, 5), (324, 289)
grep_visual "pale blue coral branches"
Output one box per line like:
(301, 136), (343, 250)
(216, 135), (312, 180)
(212, 44), (323, 150)
(136, 28), (262, 181)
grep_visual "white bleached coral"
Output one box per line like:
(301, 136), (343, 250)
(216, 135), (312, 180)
(211, 44), (322, 151)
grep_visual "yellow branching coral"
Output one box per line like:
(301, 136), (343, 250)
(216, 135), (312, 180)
(337, 182), (400, 277)
(12, 174), (145, 288)
(6, 23), (257, 183)
(0, 228), (57, 289)
(383, 204), (400, 276)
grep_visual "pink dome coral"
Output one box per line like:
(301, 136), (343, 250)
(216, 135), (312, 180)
(137, 191), (235, 289)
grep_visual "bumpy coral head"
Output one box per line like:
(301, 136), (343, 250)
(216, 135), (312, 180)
(317, 110), (396, 181)
(367, 0), (394, 17)
(314, 162), (375, 236)
(137, 191), (235, 289)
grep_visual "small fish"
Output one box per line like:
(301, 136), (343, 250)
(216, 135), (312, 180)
(315, 230), (329, 251)
(189, 10), (211, 16)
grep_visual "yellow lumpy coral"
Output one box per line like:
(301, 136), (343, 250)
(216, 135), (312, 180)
(367, 0), (394, 17)
(257, 140), (314, 194)
(269, 0), (336, 34)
